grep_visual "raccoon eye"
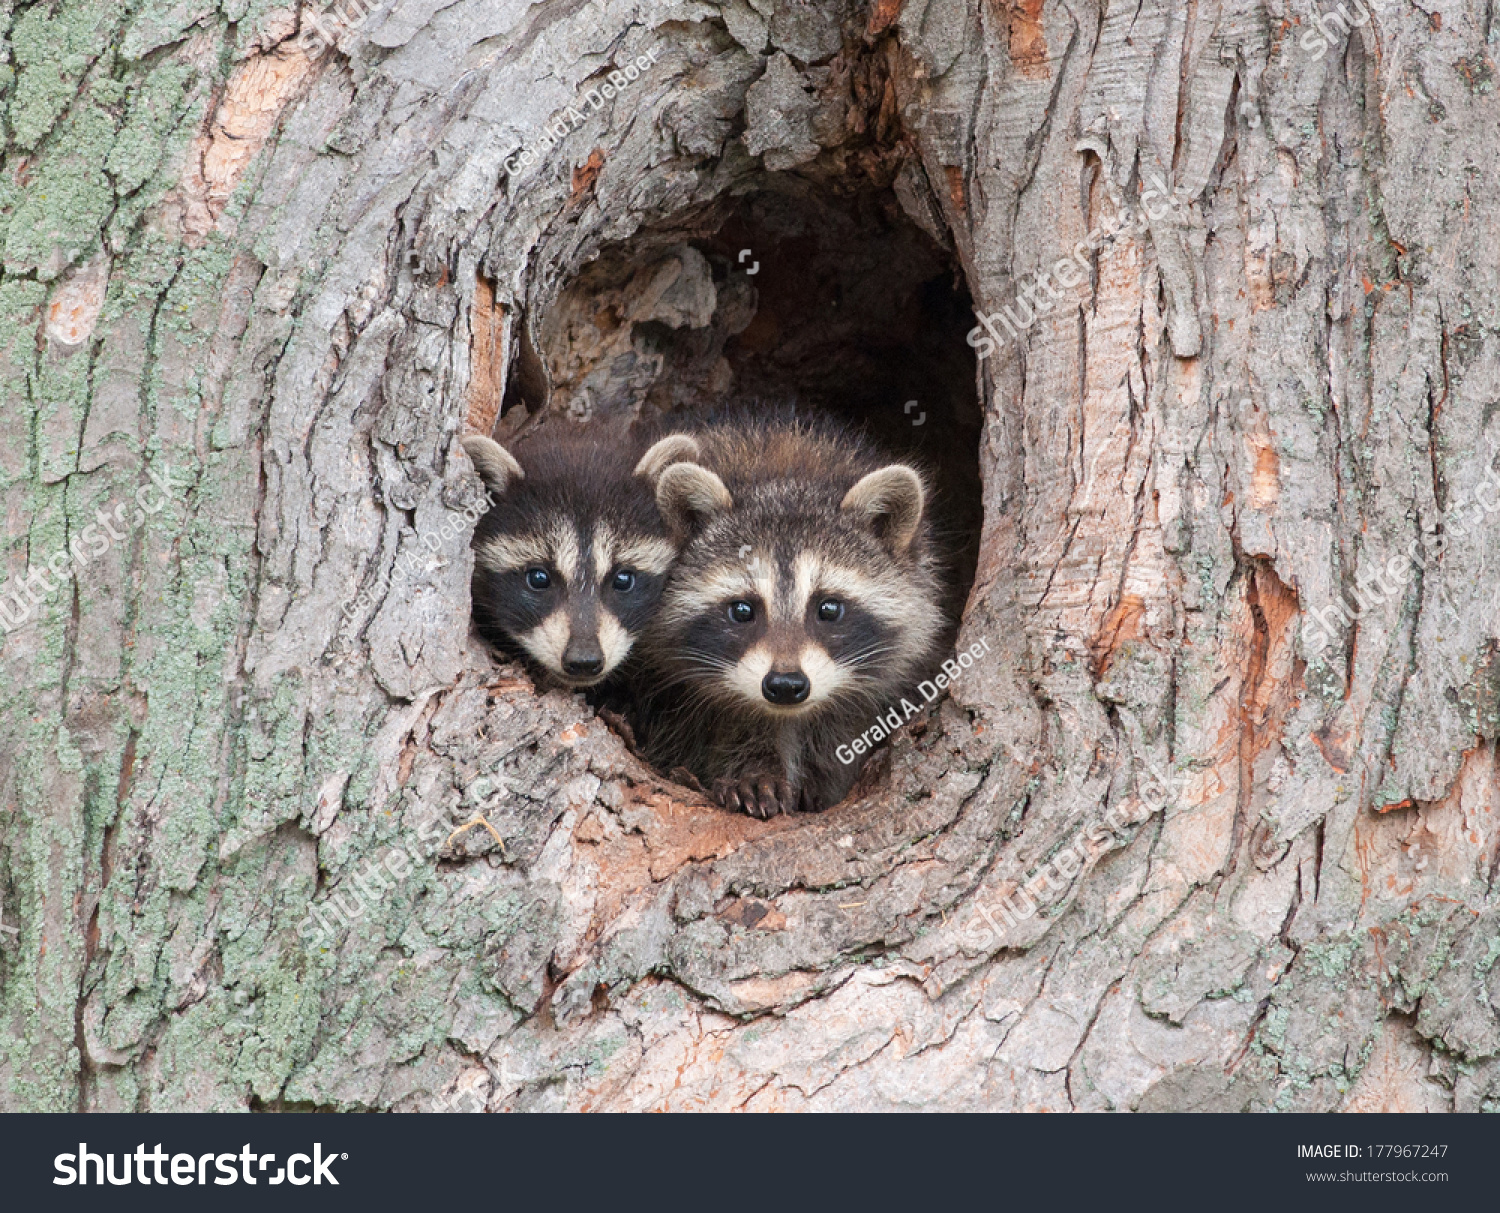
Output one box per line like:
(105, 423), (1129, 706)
(728, 600), (755, 624)
(817, 598), (845, 622)
(611, 570), (637, 592)
(525, 568), (551, 591)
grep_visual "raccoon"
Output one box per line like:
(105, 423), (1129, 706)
(639, 416), (946, 817)
(462, 428), (698, 689)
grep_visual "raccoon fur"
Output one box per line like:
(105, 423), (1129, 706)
(638, 415), (946, 818)
(462, 428), (698, 689)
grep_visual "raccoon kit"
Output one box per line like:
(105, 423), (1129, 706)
(639, 416), (946, 818)
(462, 429), (695, 689)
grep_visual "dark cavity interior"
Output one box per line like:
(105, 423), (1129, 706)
(505, 183), (983, 629)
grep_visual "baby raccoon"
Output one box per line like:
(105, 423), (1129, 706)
(462, 428), (697, 689)
(639, 416), (945, 818)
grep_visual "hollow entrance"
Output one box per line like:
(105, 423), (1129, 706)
(493, 179), (983, 799)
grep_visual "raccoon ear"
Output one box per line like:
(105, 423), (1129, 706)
(656, 462), (732, 537)
(462, 435), (524, 496)
(841, 465), (925, 554)
(633, 434), (701, 484)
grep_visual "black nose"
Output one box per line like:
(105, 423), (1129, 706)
(762, 671), (810, 705)
(563, 654), (605, 677)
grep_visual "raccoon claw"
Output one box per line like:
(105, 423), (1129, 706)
(713, 776), (791, 819)
(595, 706), (637, 751)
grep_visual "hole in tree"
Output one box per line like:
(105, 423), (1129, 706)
(491, 180), (983, 807)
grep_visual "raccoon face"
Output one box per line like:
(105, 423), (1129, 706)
(475, 520), (675, 685)
(655, 462), (940, 716)
(464, 434), (692, 688)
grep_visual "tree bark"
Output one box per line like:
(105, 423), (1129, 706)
(3, 0), (1499, 1111)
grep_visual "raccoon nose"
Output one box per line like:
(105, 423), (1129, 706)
(563, 653), (605, 677)
(562, 638), (605, 678)
(762, 671), (810, 705)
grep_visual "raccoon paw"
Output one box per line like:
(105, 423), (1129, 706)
(713, 775), (792, 819)
(794, 786), (828, 814)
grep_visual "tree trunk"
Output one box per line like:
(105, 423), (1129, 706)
(4, 0), (1498, 1112)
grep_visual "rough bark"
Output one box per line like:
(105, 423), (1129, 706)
(3, 0), (1500, 1112)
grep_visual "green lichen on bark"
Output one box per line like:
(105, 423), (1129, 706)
(3, 93), (120, 274)
(6, 0), (128, 152)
